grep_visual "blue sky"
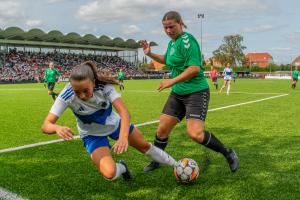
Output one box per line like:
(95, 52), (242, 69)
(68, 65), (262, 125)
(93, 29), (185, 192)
(0, 0), (299, 64)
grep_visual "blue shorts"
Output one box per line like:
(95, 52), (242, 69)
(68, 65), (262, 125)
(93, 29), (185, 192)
(82, 122), (135, 155)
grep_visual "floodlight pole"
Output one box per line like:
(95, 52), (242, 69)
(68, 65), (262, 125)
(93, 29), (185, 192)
(197, 13), (204, 53)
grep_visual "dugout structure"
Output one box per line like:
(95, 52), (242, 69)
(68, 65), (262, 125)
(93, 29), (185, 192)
(0, 26), (157, 66)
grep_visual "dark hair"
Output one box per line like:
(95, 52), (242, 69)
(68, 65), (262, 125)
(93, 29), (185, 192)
(162, 11), (187, 28)
(70, 61), (118, 85)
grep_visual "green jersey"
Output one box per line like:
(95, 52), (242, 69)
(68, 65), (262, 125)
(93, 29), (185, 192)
(118, 71), (125, 80)
(292, 70), (299, 79)
(44, 68), (60, 83)
(165, 32), (208, 95)
(233, 73), (237, 78)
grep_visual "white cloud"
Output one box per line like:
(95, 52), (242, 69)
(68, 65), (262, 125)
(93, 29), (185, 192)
(150, 29), (164, 36)
(0, 1), (23, 26)
(122, 25), (141, 35)
(25, 20), (42, 27)
(241, 25), (279, 33)
(47, 0), (70, 3)
(76, 0), (268, 23)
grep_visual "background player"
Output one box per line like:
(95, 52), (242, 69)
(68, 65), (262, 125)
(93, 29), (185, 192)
(44, 62), (60, 100)
(219, 63), (233, 95)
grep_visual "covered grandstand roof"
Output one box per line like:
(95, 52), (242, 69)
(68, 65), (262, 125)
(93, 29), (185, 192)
(0, 27), (158, 51)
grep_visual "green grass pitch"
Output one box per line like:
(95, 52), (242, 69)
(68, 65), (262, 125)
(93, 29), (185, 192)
(0, 79), (299, 200)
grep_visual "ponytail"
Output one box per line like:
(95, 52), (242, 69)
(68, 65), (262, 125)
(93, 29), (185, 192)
(70, 60), (118, 86)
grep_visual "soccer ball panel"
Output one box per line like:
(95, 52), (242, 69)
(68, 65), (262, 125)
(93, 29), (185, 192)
(174, 158), (199, 183)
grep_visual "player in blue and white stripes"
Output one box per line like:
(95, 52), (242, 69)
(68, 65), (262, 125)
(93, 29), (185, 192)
(219, 63), (233, 95)
(42, 61), (177, 181)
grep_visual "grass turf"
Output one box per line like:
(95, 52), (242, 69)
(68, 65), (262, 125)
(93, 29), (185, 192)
(0, 79), (299, 200)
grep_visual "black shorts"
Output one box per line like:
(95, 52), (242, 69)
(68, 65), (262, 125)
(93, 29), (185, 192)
(47, 82), (55, 91)
(162, 89), (210, 122)
(212, 77), (217, 82)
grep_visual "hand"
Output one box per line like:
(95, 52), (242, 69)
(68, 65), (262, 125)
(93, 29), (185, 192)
(139, 40), (151, 56)
(158, 79), (175, 92)
(112, 137), (128, 154)
(55, 125), (74, 140)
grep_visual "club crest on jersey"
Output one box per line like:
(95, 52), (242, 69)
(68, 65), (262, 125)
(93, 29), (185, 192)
(170, 47), (175, 55)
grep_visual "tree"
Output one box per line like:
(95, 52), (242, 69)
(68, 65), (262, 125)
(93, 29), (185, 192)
(213, 34), (246, 66)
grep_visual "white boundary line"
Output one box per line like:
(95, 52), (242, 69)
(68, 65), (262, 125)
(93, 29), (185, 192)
(0, 187), (27, 200)
(0, 93), (288, 154)
(0, 88), (286, 95)
(125, 90), (286, 95)
(0, 93), (289, 200)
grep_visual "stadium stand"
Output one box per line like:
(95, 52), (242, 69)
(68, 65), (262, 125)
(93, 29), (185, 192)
(0, 27), (163, 83)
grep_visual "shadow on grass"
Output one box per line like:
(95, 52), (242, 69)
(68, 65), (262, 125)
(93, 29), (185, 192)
(0, 125), (299, 200)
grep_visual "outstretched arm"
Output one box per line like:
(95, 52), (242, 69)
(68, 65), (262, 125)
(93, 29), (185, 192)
(140, 40), (165, 64)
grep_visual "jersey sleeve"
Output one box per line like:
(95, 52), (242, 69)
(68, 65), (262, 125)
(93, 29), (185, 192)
(103, 84), (121, 102)
(50, 97), (68, 117)
(50, 84), (73, 116)
(180, 36), (202, 67)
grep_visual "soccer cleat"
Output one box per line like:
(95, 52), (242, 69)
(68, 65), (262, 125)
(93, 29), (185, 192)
(118, 160), (133, 181)
(143, 161), (160, 172)
(225, 149), (239, 172)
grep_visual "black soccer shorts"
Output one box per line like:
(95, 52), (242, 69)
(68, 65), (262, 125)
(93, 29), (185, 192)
(162, 89), (210, 121)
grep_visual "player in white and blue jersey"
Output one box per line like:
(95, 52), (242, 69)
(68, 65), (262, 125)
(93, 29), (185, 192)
(219, 63), (233, 95)
(42, 61), (177, 181)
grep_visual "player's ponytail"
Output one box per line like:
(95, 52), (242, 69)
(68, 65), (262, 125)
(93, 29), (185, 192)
(70, 61), (118, 85)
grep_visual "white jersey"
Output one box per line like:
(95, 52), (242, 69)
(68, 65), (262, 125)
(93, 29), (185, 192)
(50, 83), (121, 138)
(223, 68), (233, 80)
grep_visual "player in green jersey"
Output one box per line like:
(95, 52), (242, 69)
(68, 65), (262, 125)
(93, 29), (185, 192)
(117, 69), (125, 91)
(140, 11), (238, 173)
(44, 62), (60, 100)
(233, 72), (237, 83)
(291, 67), (299, 89)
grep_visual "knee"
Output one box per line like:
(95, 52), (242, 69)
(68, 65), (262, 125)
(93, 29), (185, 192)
(187, 130), (205, 143)
(157, 125), (171, 139)
(137, 142), (151, 154)
(99, 163), (116, 180)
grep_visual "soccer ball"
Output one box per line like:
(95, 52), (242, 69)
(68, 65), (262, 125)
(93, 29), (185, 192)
(173, 158), (199, 183)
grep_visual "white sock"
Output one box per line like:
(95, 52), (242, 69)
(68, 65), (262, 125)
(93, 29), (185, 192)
(110, 163), (126, 181)
(220, 85), (225, 92)
(227, 84), (231, 94)
(145, 144), (176, 167)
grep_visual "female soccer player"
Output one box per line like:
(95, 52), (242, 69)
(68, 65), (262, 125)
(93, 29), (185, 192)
(44, 62), (60, 100)
(140, 11), (238, 173)
(41, 61), (176, 181)
(291, 66), (299, 89)
(210, 66), (218, 89)
(117, 68), (125, 91)
(219, 63), (233, 95)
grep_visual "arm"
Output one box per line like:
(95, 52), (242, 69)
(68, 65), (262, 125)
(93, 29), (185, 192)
(41, 113), (74, 140)
(140, 40), (166, 64)
(158, 66), (200, 92)
(41, 95), (73, 140)
(111, 98), (130, 154)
